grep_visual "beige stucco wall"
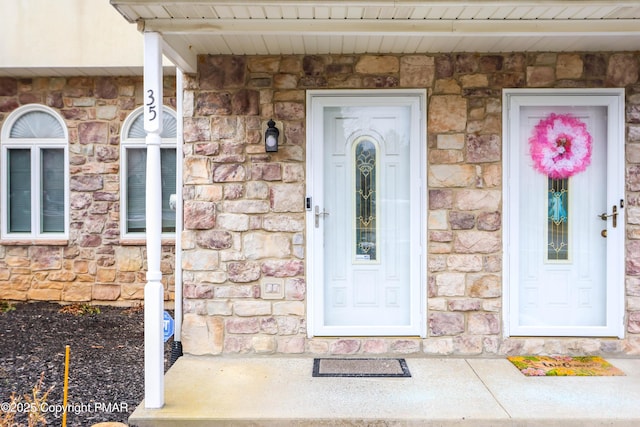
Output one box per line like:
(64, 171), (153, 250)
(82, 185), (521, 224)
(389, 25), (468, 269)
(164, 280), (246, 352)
(0, 0), (141, 68)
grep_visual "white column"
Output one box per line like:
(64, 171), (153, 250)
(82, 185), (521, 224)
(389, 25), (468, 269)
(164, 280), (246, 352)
(143, 31), (164, 409)
(174, 69), (184, 343)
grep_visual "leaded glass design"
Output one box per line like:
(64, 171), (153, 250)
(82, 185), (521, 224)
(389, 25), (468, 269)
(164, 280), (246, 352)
(548, 178), (569, 261)
(354, 139), (377, 261)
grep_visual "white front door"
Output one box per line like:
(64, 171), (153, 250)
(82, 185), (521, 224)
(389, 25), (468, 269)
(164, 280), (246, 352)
(307, 90), (426, 337)
(504, 89), (625, 337)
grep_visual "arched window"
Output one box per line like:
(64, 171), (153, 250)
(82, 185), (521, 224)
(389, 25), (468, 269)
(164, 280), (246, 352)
(0, 105), (69, 239)
(120, 106), (177, 239)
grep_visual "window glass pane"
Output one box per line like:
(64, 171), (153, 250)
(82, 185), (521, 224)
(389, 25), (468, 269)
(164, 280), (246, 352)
(161, 148), (176, 232)
(41, 149), (65, 233)
(10, 111), (64, 138)
(126, 148), (147, 232)
(8, 149), (31, 232)
(126, 148), (177, 233)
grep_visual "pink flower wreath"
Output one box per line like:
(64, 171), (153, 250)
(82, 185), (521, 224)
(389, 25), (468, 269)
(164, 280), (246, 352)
(529, 113), (592, 179)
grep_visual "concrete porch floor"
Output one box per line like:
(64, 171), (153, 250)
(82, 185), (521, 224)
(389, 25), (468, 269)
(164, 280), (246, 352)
(129, 356), (640, 426)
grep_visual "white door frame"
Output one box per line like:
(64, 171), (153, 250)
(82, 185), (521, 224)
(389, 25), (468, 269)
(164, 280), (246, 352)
(306, 89), (427, 338)
(503, 88), (626, 338)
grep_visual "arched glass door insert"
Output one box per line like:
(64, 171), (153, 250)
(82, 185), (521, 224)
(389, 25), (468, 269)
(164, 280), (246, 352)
(354, 137), (379, 262)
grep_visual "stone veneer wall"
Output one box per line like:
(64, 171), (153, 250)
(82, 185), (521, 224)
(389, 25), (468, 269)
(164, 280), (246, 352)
(181, 52), (640, 357)
(0, 76), (176, 304)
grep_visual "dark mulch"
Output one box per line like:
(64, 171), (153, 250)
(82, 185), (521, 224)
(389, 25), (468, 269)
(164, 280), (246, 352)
(0, 301), (174, 426)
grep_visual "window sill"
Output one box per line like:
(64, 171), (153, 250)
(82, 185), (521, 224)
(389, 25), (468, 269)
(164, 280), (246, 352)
(0, 239), (69, 246)
(119, 238), (176, 246)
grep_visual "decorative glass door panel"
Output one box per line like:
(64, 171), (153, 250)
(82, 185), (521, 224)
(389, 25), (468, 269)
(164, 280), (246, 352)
(308, 91), (425, 337)
(547, 178), (569, 261)
(323, 106), (410, 327)
(505, 89), (625, 338)
(519, 106), (606, 328)
(354, 138), (378, 262)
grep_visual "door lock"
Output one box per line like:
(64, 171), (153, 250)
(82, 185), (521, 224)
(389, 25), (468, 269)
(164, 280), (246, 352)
(598, 205), (618, 228)
(314, 206), (329, 228)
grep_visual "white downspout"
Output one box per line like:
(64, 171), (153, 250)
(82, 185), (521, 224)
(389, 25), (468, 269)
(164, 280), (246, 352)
(171, 69), (184, 360)
(143, 31), (164, 409)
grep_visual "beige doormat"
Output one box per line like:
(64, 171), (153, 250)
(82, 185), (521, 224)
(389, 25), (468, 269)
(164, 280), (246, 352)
(508, 355), (625, 376)
(313, 358), (411, 377)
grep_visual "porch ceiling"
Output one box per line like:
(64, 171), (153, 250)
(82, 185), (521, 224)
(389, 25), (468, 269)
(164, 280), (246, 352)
(110, 1), (640, 73)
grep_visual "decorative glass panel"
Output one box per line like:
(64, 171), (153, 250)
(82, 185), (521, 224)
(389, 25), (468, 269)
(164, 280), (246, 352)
(8, 149), (31, 232)
(41, 149), (65, 232)
(547, 178), (569, 261)
(354, 139), (377, 261)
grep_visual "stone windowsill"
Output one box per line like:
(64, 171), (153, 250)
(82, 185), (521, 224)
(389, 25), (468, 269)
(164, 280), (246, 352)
(119, 238), (176, 246)
(0, 239), (69, 246)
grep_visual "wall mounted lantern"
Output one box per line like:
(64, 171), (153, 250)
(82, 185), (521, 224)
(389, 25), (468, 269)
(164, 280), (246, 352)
(265, 119), (279, 152)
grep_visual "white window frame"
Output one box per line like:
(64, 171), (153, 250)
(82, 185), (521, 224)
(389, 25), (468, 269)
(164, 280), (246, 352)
(120, 105), (177, 240)
(0, 104), (69, 240)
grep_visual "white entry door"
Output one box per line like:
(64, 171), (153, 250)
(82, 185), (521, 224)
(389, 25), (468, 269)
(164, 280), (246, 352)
(504, 89), (625, 337)
(307, 90), (425, 337)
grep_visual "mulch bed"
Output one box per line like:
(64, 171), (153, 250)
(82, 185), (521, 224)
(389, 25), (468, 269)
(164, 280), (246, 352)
(0, 301), (174, 426)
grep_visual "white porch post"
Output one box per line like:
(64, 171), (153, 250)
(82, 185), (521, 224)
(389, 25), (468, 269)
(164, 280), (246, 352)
(143, 31), (164, 409)
(174, 70), (184, 343)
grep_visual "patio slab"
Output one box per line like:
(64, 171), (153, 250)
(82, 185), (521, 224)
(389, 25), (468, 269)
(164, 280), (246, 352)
(129, 356), (640, 427)
(468, 358), (640, 425)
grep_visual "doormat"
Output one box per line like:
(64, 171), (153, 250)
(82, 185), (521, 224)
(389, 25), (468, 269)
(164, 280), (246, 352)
(508, 355), (625, 376)
(313, 358), (411, 377)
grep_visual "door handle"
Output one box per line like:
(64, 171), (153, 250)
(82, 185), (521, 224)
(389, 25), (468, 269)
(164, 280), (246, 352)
(314, 206), (329, 228)
(598, 205), (618, 228)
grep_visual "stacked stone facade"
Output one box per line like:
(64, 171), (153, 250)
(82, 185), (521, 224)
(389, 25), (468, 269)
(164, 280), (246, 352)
(181, 52), (640, 357)
(0, 76), (177, 304)
(1, 51), (640, 356)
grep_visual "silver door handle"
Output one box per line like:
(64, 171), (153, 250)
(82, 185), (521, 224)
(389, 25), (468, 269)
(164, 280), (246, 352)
(315, 206), (329, 228)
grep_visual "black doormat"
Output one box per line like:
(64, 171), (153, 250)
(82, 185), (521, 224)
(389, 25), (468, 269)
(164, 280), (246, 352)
(313, 358), (411, 377)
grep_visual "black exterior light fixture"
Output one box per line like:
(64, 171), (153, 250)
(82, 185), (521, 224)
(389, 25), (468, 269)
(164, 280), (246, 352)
(265, 119), (279, 152)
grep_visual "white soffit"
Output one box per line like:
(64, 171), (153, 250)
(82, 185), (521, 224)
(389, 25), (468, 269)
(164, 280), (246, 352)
(109, 1), (640, 73)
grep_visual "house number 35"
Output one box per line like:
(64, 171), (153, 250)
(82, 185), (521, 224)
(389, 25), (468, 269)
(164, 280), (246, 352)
(146, 89), (157, 121)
